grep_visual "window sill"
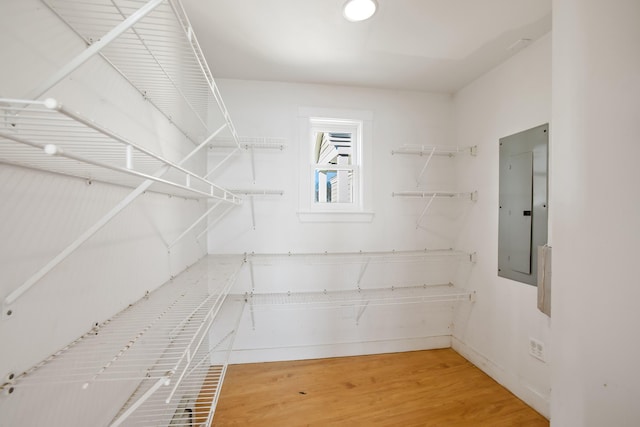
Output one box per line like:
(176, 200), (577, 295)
(297, 210), (375, 223)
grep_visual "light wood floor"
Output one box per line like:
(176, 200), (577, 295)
(211, 348), (548, 426)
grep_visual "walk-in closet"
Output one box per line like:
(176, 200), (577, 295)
(2, 0), (640, 426)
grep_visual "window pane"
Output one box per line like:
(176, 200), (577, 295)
(314, 169), (353, 203)
(314, 131), (352, 166)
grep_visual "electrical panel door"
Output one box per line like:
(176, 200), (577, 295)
(498, 124), (548, 286)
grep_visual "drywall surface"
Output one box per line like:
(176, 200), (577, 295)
(207, 79), (459, 254)
(0, 0), (207, 386)
(226, 253), (473, 363)
(452, 34), (552, 417)
(551, 0), (640, 425)
(204, 80), (476, 361)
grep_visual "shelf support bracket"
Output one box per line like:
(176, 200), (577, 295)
(205, 147), (240, 179)
(249, 145), (256, 184)
(416, 146), (436, 187)
(355, 300), (370, 325)
(167, 200), (223, 250)
(356, 257), (371, 287)
(195, 204), (236, 241)
(249, 195), (256, 230)
(249, 296), (256, 331)
(3, 165), (168, 312)
(249, 260), (256, 293)
(110, 375), (171, 427)
(416, 193), (438, 228)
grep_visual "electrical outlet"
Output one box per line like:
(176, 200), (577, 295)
(529, 337), (545, 362)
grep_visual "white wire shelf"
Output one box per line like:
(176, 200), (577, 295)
(392, 191), (478, 229)
(210, 136), (287, 150)
(392, 144), (477, 188)
(207, 136), (287, 184)
(245, 283), (473, 311)
(392, 190), (477, 199)
(245, 248), (475, 266)
(40, 0), (239, 146)
(0, 255), (245, 427)
(230, 189), (284, 196)
(391, 144), (477, 156)
(0, 98), (241, 202)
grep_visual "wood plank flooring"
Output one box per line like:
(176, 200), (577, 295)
(211, 349), (548, 426)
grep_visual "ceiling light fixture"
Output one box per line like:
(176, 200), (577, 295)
(343, 0), (378, 22)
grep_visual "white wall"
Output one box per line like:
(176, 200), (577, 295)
(0, 0), (208, 383)
(451, 34), (552, 417)
(204, 80), (480, 362)
(207, 79), (459, 254)
(551, 0), (640, 425)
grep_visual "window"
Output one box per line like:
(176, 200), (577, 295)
(310, 118), (361, 206)
(298, 107), (374, 222)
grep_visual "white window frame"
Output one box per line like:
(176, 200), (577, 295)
(298, 107), (374, 222)
(310, 118), (361, 208)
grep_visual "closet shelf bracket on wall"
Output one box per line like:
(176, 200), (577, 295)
(209, 136), (287, 183)
(392, 144), (477, 186)
(392, 191), (478, 228)
(230, 189), (285, 230)
(168, 189), (283, 247)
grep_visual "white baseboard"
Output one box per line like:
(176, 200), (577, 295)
(229, 335), (452, 364)
(451, 336), (550, 419)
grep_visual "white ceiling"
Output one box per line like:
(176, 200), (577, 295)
(181, 0), (551, 93)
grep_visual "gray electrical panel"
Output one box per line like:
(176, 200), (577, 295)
(498, 124), (548, 286)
